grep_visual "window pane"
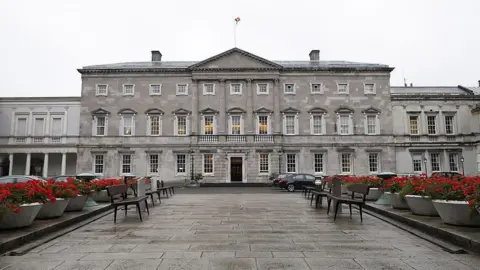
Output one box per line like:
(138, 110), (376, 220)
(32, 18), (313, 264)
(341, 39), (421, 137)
(16, 118), (27, 136)
(338, 84), (348, 93)
(123, 116), (133, 135)
(285, 84), (294, 93)
(314, 153), (323, 173)
(340, 116), (349, 134)
(367, 115), (376, 134)
(204, 116), (214, 135)
(231, 115), (241, 135)
(97, 85), (107, 95)
(445, 116), (454, 134)
(286, 154), (296, 173)
(285, 115), (295, 134)
(449, 154), (458, 171)
(203, 154), (213, 173)
(312, 84), (321, 93)
(177, 116), (186, 135)
(231, 84), (241, 93)
(427, 116), (436, 135)
(122, 155), (131, 174)
(96, 116), (105, 136)
(177, 84), (187, 94)
(150, 85), (161, 94)
(52, 118), (63, 136)
(365, 84), (374, 93)
(177, 154), (186, 173)
(150, 116), (160, 135)
(313, 115), (322, 134)
(34, 118), (44, 136)
(258, 84), (267, 93)
(431, 153), (440, 172)
(124, 85), (134, 95)
(409, 116), (418, 135)
(204, 84), (214, 93)
(149, 154), (159, 173)
(259, 154), (269, 173)
(413, 155), (422, 172)
(258, 116), (268, 134)
(341, 153), (351, 173)
(369, 153), (378, 173)
(94, 155), (104, 174)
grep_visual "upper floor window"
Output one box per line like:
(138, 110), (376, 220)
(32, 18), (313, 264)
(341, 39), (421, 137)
(338, 115), (352, 135)
(230, 115), (243, 135)
(284, 84), (295, 94)
(257, 115), (270, 134)
(310, 114), (325, 135)
(149, 84), (162, 95)
(202, 115), (216, 135)
(341, 153), (352, 174)
(149, 154), (159, 174)
(121, 115), (135, 136)
(445, 115), (455, 135)
(14, 116), (28, 137)
(230, 83), (242, 95)
(337, 83), (349, 94)
(409, 115), (419, 135)
(283, 115), (298, 135)
(311, 83), (322, 94)
(123, 84), (135, 96)
(203, 83), (215, 95)
(121, 154), (132, 174)
(368, 153), (379, 173)
(33, 117), (45, 137)
(147, 115), (161, 136)
(257, 83), (269, 95)
(176, 84), (188, 95)
(364, 83), (375, 94)
(427, 115), (437, 135)
(93, 116), (107, 136)
(175, 115), (188, 136)
(94, 154), (104, 175)
(96, 84), (108, 96)
(51, 117), (63, 136)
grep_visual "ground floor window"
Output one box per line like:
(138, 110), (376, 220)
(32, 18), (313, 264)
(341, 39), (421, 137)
(449, 153), (459, 172)
(149, 154), (159, 173)
(259, 153), (269, 173)
(286, 154), (297, 173)
(203, 154), (214, 174)
(121, 154), (132, 174)
(412, 155), (422, 172)
(368, 153), (379, 173)
(314, 153), (324, 173)
(341, 153), (351, 173)
(430, 153), (440, 172)
(176, 154), (186, 174)
(94, 154), (104, 174)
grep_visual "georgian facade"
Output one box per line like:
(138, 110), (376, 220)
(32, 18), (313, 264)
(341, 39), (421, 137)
(1, 48), (479, 182)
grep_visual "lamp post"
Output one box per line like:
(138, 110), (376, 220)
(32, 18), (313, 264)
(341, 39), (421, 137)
(278, 148), (284, 174)
(461, 156), (465, 175)
(424, 157), (428, 177)
(190, 150), (195, 181)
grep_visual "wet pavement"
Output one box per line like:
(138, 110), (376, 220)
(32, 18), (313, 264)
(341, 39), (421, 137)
(1, 188), (479, 269)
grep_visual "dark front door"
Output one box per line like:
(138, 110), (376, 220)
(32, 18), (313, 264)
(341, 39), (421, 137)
(230, 157), (243, 182)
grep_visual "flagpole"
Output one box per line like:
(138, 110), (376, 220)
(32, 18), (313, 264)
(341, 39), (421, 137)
(234, 21), (237, 47)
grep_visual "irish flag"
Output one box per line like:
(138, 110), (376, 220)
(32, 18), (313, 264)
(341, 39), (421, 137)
(234, 17), (241, 24)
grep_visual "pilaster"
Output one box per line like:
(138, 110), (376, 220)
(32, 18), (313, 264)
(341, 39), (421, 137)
(191, 80), (199, 135)
(274, 79), (281, 134)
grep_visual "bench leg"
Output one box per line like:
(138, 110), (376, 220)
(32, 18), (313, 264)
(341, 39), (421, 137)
(349, 204), (352, 218)
(165, 189), (169, 198)
(359, 204), (363, 223)
(169, 188), (173, 196)
(124, 205), (128, 216)
(334, 201), (340, 221)
(144, 199), (150, 215)
(310, 194), (314, 205)
(113, 205), (118, 223)
(315, 195), (321, 208)
(327, 198), (332, 215)
(136, 203), (143, 222)
(172, 187), (175, 194)
(150, 194), (155, 207)
(157, 192), (162, 204)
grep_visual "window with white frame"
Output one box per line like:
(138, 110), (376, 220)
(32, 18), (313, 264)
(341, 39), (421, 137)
(314, 153), (324, 174)
(312, 115), (323, 135)
(284, 115), (296, 135)
(33, 117), (45, 137)
(338, 83), (348, 94)
(366, 115), (377, 135)
(427, 115), (437, 135)
(259, 153), (269, 173)
(15, 117), (28, 136)
(364, 83), (375, 94)
(368, 153), (379, 173)
(257, 83), (269, 95)
(284, 84), (295, 94)
(203, 154), (214, 174)
(123, 84), (135, 96)
(311, 83), (322, 94)
(445, 115), (455, 135)
(203, 83), (215, 95)
(257, 115), (269, 134)
(94, 116), (106, 136)
(149, 154), (159, 173)
(341, 153), (352, 173)
(96, 84), (108, 96)
(51, 117), (63, 136)
(175, 116), (187, 136)
(203, 115), (214, 135)
(94, 154), (104, 174)
(409, 115), (419, 135)
(412, 155), (423, 172)
(176, 84), (188, 95)
(122, 115), (134, 136)
(176, 154), (186, 174)
(150, 84), (161, 95)
(449, 153), (459, 171)
(430, 153), (440, 172)
(339, 115), (350, 135)
(286, 154), (297, 173)
(230, 115), (241, 135)
(148, 115), (161, 136)
(121, 154), (132, 174)
(230, 83), (242, 95)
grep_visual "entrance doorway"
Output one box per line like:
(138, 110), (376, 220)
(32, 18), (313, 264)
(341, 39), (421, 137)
(230, 157), (243, 182)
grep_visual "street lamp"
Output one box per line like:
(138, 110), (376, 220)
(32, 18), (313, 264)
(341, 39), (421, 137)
(190, 150), (195, 181)
(461, 156), (465, 175)
(278, 148), (284, 174)
(423, 157), (428, 176)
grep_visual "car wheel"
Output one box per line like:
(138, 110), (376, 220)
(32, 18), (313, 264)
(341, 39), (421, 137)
(287, 184), (295, 192)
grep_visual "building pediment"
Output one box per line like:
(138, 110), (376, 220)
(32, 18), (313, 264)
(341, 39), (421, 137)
(189, 48), (282, 70)
(308, 107), (327, 114)
(226, 107), (246, 114)
(281, 107), (301, 114)
(145, 108), (164, 115)
(361, 107), (381, 114)
(335, 106), (355, 114)
(253, 107), (273, 114)
(200, 107), (219, 115)
(118, 108), (137, 115)
(172, 108), (191, 115)
(91, 108), (110, 115)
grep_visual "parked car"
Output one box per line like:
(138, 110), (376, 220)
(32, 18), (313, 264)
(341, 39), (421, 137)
(272, 174), (291, 187)
(0, 175), (46, 184)
(278, 173), (316, 192)
(431, 172), (463, 178)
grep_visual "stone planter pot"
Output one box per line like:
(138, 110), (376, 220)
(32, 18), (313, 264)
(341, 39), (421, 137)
(366, 188), (383, 201)
(389, 192), (410, 210)
(432, 200), (480, 226)
(0, 203), (42, 229)
(404, 195), (438, 216)
(92, 190), (110, 202)
(65, 195), (88, 212)
(36, 198), (70, 219)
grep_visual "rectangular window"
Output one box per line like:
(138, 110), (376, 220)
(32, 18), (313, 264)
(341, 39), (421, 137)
(203, 83), (215, 95)
(259, 153), (269, 173)
(51, 117), (63, 136)
(409, 116), (419, 135)
(150, 84), (161, 95)
(445, 115), (454, 135)
(258, 115), (269, 134)
(368, 153), (379, 173)
(257, 83), (268, 94)
(338, 83), (348, 94)
(286, 154), (297, 173)
(340, 115), (349, 135)
(94, 155), (104, 174)
(203, 154), (214, 174)
(123, 116), (133, 136)
(430, 153), (440, 172)
(311, 83), (322, 94)
(149, 154), (159, 173)
(15, 117), (27, 136)
(203, 115), (214, 135)
(150, 116), (160, 136)
(427, 115), (437, 135)
(34, 118), (45, 136)
(231, 115), (241, 135)
(96, 84), (108, 96)
(176, 154), (186, 174)
(123, 84), (134, 95)
(176, 84), (188, 95)
(413, 155), (422, 172)
(121, 154), (132, 174)
(367, 115), (376, 135)
(341, 153), (351, 173)
(449, 153), (459, 172)
(176, 116), (187, 136)
(312, 115), (322, 134)
(284, 84), (295, 94)
(96, 116), (106, 136)
(230, 83), (242, 95)
(285, 115), (295, 135)
(314, 153), (324, 173)
(364, 83), (375, 94)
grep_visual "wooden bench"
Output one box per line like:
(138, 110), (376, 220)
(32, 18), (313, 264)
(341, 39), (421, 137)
(310, 181), (332, 208)
(302, 186), (315, 199)
(159, 180), (175, 196)
(326, 182), (370, 222)
(157, 180), (174, 198)
(131, 181), (162, 207)
(107, 184), (150, 223)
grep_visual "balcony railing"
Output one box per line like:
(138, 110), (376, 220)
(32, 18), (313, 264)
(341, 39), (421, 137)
(198, 135), (218, 143)
(254, 135), (274, 142)
(226, 135), (246, 142)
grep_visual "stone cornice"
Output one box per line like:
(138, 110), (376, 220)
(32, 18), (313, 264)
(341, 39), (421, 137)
(391, 95), (480, 101)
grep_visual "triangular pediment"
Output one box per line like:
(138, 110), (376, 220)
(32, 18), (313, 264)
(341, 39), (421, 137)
(361, 107), (381, 114)
(199, 107), (219, 115)
(91, 108), (110, 115)
(226, 107), (246, 114)
(308, 107), (328, 114)
(253, 107), (273, 114)
(281, 107), (301, 114)
(118, 108), (137, 115)
(189, 48), (282, 70)
(172, 108), (191, 115)
(145, 108), (164, 115)
(335, 106), (355, 114)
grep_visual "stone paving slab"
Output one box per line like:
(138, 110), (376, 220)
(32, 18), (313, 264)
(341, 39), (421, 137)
(1, 189), (479, 269)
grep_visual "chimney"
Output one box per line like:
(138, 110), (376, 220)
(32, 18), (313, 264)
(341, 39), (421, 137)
(410, 83), (413, 87)
(404, 82), (407, 87)
(478, 80), (480, 87)
(309, 50), (320, 61)
(151, 50), (162, 61)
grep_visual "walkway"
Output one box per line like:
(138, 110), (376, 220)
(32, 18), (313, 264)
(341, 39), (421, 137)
(1, 188), (479, 269)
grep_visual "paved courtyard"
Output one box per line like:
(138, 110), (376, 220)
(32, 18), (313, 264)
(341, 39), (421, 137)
(1, 188), (480, 269)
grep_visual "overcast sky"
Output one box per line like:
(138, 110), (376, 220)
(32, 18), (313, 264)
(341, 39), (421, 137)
(1, 0), (479, 97)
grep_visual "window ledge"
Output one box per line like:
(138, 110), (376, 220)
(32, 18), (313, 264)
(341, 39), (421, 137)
(310, 92), (323, 95)
(257, 92), (269, 95)
(284, 92), (296, 95)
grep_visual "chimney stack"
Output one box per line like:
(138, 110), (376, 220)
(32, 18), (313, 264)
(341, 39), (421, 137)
(410, 83), (413, 87)
(309, 50), (320, 61)
(478, 80), (480, 87)
(151, 50), (162, 62)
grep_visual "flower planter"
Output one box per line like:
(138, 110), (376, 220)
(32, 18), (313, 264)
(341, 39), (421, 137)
(432, 200), (480, 226)
(389, 192), (410, 210)
(366, 188), (383, 201)
(404, 195), (438, 216)
(65, 195), (88, 212)
(0, 203), (43, 229)
(36, 198), (70, 219)
(92, 190), (110, 202)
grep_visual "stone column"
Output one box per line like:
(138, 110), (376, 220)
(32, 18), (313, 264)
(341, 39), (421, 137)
(25, 153), (31, 175)
(191, 80), (199, 135)
(219, 79), (227, 134)
(61, 153), (67, 175)
(245, 79), (253, 133)
(273, 79), (281, 134)
(43, 153), (49, 178)
(8, 154), (13, 176)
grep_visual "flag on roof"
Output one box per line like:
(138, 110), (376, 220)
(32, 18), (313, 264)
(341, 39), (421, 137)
(234, 17), (241, 23)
